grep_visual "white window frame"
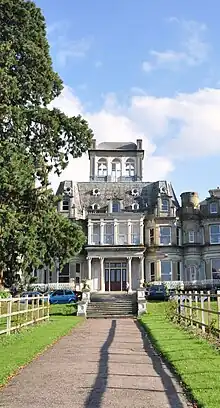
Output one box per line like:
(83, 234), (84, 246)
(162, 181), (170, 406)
(188, 231), (195, 243)
(210, 224), (220, 244)
(210, 202), (218, 214)
(160, 260), (172, 281)
(118, 222), (128, 245)
(161, 199), (169, 212)
(97, 158), (107, 177)
(103, 223), (114, 245)
(111, 159), (122, 181)
(159, 226), (172, 245)
(91, 223), (100, 245)
(125, 158), (135, 177)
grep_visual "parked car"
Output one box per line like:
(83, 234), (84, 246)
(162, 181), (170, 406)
(49, 289), (77, 304)
(146, 284), (169, 301)
(20, 291), (46, 304)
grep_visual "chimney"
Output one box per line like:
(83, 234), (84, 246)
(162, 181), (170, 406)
(136, 139), (142, 150)
(91, 139), (96, 149)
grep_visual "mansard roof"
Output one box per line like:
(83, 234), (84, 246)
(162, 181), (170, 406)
(56, 179), (179, 216)
(96, 142), (137, 151)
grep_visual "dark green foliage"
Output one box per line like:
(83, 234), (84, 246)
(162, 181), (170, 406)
(0, 0), (91, 286)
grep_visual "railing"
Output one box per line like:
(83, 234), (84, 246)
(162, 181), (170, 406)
(0, 295), (50, 335)
(173, 290), (220, 336)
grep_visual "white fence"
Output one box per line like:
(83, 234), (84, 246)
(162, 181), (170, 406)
(0, 295), (50, 335)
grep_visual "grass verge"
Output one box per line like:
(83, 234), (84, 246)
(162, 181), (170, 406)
(0, 307), (82, 387)
(139, 302), (220, 408)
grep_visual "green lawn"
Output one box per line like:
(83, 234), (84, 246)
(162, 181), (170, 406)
(0, 304), (82, 387)
(140, 302), (220, 408)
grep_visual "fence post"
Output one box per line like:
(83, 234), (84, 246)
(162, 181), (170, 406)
(207, 290), (211, 329)
(25, 296), (29, 321)
(195, 290), (199, 328)
(217, 290), (220, 338)
(31, 297), (34, 323)
(189, 291), (193, 326)
(37, 295), (40, 321)
(47, 294), (50, 319)
(7, 298), (12, 335)
(200, 291), (205, 333)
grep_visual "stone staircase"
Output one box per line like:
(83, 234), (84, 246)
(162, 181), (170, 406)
(87, 293), (137, 318)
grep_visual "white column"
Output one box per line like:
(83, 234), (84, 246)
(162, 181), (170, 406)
(100, 219), (104, 245)
(114, 219), (118, 245)
(140, 218), (144, 245)
(88, 221), (92, 245)
(127, 256), (132, 292)
(139, 256), (144, 286)
(87, 257), (92, 280)
(100, 257), (105, 292)
(127, 220), (132, 245)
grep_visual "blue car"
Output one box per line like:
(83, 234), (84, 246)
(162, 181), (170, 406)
(49, 289), (77, 304)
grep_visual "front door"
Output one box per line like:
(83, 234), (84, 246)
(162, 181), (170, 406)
(104, 262), (127, 291)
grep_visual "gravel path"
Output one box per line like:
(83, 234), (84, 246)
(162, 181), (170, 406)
(0, 318), (191, 408)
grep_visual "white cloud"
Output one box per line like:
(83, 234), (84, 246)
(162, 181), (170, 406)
(49, 86), (220, 192)
(142, 19), (209, 72)
(47, 21), (92, 67)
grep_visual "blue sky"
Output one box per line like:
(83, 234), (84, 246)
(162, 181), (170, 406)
(36, 0), (220, 201)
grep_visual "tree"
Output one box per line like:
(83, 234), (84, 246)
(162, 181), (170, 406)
(0, 0), (91, 286)
(0, 140), (86, 287)
(0, 0), (93, 179)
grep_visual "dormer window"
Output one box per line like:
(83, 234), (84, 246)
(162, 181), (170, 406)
(91, 204), (100, 211)
(210, 202), (218, 214)
(62, 200), (69, 211)
(161, 199), (169, 212)
(112, 200), (120, 212)
(132, 203), (139, 211)
(125, 158), (135, 177)
(97, 158), (107, 177)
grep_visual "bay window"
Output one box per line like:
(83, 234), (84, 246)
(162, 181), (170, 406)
(161, 261), (172, 281)
(210, 225), (220, 244)
(131, 223), (140, 244)
(159, 226), (171, 245)
(104, 223), (114, 245)
(211, 259), (220, 280)
(91, 223), (100, 245)
(118, 223), (128, 245)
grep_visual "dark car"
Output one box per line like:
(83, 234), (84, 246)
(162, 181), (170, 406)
(146, 284), (169, 301)
(49, 289), (77, 304)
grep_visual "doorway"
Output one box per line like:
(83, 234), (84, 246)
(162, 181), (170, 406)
(104, 261), (127, 291)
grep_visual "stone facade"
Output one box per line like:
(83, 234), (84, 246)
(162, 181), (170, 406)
(35, 140), (220, 291)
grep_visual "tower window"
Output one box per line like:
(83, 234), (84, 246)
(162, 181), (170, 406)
(111, 159), (122, 181)
(97, 158), (107, 177)
(62, 200), (69, 211)
(125, 158), (135, 177)
(161, 199), (169, 212)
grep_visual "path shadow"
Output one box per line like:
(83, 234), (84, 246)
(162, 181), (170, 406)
(135, 321), (187, 408)
(84, 319), (116, 408)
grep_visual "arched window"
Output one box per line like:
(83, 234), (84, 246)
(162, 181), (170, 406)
(111, 159), (121, 181)
(97, 158), (107, 177)
(132, 203), (139, 211)
(187, 265), (197, 281)
(125, 158), (135, 177)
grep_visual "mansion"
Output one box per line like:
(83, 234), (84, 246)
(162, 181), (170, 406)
(36, 139), (220, 292)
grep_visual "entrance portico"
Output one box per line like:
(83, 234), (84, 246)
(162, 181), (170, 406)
(86, 252), (144, 292)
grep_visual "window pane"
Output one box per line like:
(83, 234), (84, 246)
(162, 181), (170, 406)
(210, 203), (217, 213)
(212, 259), (220, 279)
(161, 199), (169, 211)
(112, 201), (120, 212)
(161, 261), (172, 281)
(210, 225), (220, 234)
(116, 269), (121, 281)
